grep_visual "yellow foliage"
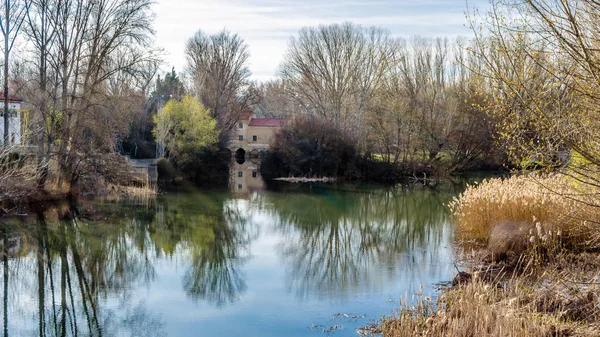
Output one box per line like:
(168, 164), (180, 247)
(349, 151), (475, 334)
(153, 95), (219, 164)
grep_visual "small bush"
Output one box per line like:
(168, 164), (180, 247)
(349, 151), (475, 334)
(263, 117), (359, 179)
(261, 117), (413, 182)
(157, 157), (176, 181)
(449, 173), (600, 252)
(487, 221), (531, 260)
(170, 147), (230, 186)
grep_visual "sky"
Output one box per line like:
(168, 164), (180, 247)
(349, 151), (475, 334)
(153, 0), (491, 82)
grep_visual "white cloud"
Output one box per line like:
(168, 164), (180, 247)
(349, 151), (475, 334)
(153, 0), (490, 82)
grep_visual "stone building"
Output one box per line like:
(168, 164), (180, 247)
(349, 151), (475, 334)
(228, 113), (287, 156)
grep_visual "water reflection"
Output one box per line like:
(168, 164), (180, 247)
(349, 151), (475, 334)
(0, 192), (255, 336)
(253, 185), (453, 298)
(0, 211), (164, 337)
(0, 180), (461, 336)
(137, 192), (253, 306)
(229, 158), (265, 195)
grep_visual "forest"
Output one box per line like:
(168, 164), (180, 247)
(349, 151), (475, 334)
(0, 0), (595, 203)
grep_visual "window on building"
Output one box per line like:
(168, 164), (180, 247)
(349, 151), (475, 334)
(238, 171), (243, 177)
(238, 122), (243, 129)
(238, 184), (242, 190)
(252, 135), (257, 142)
(239, 135), (243, 141)
(252, 171), (257, 178)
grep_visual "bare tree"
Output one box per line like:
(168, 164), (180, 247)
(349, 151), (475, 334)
(280, 22), (394, 147)
(279, 23), (497, 172)
(464, 0), (600, 208)
(19, 0), (161, 192)
(252, 79), (303, 118)
(0, 0), (28, 146)
(185, 29), (254, 134)
(468, 1), (591, 166)
(24, 0), (60, 186)
(366, 36), (493, 170)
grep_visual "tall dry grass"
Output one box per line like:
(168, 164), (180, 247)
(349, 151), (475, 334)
(448, 174), (600, 250)
(377, 276), (599, 337)
(376, 173), (600, 337)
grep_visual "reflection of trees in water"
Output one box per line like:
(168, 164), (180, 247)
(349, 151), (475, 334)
(152, 193), (253, 307)
(182, 219), (248, 306)
(257, 186), (453, 298)
(0, 191), (254, 335)
(91, 192), (253, 307)
(0, 185), (456, 332)
(0, 212), (164, 337)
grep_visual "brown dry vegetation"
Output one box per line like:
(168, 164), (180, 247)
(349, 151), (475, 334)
(373, 173), (600, 337)
(374, 253), (600, 337)
(0, 149), (155, 214)
(0, 147), (41, 201)
(376, 267), (600, 337)
(449, 174), (600, 251)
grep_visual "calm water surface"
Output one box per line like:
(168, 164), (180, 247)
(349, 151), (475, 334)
(0, 164), (465, 336)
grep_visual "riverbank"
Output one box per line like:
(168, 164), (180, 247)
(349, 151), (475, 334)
(1, 183), (156, 216)
(370, 248), (600, 337)
(1, 152), (158, 216)
(368, 173), (600, 337)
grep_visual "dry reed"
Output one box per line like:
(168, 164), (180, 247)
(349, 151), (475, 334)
(375, 173), (600, 337)
(448, 173), (600, 250)
(377, 276), (599, 337)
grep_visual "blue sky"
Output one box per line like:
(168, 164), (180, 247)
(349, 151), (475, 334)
(154, 0), (490, 82)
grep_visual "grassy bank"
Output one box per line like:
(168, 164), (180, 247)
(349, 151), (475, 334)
(371, 173), (600, 337)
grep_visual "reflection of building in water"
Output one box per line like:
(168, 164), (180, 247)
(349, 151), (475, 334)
(230, 160), (265, 195)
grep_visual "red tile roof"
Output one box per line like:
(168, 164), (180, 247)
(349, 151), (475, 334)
(248, 118), (287, 127)
(0, 95), (22, 102)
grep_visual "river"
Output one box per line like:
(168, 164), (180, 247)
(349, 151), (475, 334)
(0, 161), (468, 336)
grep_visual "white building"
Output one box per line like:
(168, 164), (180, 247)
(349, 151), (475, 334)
(0, 95), (23, 146)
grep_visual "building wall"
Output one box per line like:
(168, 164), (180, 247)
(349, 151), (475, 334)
(0, 102), (22, 111)
(0, 102), (22, 145)
(245, 125), (279, 147)
(227, 119), (248, 151)
(228, 120), (282, 153)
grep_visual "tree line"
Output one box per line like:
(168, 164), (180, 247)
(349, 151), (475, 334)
(258, 24), (502, 178)
(3, 0), (599, 195)
(150, 23), (504, 182)
(258, 1), (600, 183)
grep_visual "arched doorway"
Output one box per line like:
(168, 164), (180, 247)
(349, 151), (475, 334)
(235, 148), (246, 157)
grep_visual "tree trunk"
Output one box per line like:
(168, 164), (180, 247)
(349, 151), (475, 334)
(3, 0), (9, 146)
